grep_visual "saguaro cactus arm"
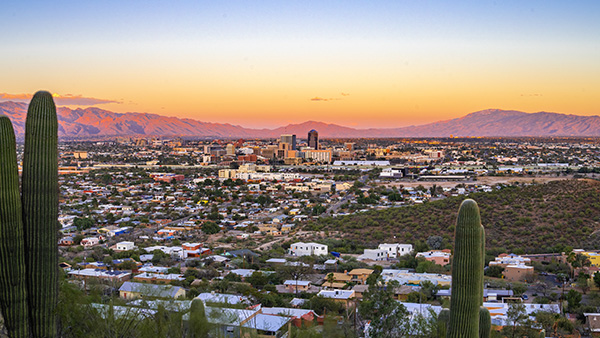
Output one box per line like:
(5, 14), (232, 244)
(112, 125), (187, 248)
(447, 199), (484, 338)
(0, 114), (29, 338)
(22, 91), (59, 338)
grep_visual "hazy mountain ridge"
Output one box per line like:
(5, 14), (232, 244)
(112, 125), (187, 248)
(2, 102), (600, 138)
(391, 109), (600, 137)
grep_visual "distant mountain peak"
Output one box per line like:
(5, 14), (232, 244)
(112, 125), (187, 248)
(1, 101), (600, 138)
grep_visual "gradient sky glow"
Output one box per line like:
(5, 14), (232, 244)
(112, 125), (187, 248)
(2, 1), (599, 128)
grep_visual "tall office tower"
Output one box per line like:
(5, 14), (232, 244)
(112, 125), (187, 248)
(308, 129), (319, 149)
(280, 134), (297, 150)
(226, 143), (235, 155)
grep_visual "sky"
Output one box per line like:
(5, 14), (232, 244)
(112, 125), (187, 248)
(1, 1), (599, 128)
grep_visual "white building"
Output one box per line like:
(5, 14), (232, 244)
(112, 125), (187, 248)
(317, 289), (355, 300)
(81, 237), (100, 247)
(358, 249), (387, 261)
(380, 269), (452, 286)
(379, 168), (403, 179)
(144, 245), (185, 259)
(378, 243), (413, 258)
(116, 241), (136, 252)
(304, 150), (332, 163)
(288, 242), (328, 257)
(235, 172), (301, 182)
(488, 253), (531, 267)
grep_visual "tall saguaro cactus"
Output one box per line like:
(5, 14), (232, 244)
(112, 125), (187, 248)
(446, 199), (485, 338)
(0, 114), (29, 338)
(22, 91), (59, 338)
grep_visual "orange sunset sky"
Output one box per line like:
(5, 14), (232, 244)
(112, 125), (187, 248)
(1, 1), (599, 128)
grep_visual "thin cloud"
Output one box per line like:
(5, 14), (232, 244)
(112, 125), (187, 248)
(520, 93), (543, 97)
(0, 92), (122, 106)
(310, 97), (341, 102)
(310, 92), (349, 102)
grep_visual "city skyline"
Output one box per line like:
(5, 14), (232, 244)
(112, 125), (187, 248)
(1, 1), (599, 128)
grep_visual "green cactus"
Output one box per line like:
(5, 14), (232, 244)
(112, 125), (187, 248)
(437, 308), (450, 338)
(188, 299), (209, 338)
(447, 199), (484, 338)
(0, 114), (29, 338)
(479, 228), (491, 338)
(479, 306), (491, 338)
(22, 91), (59, 338)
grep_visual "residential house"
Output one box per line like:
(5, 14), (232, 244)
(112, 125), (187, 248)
(283, 280), (311, 293)
(68, 268), (131, 282)
(59, 236), (74, 246)
(584, 313), (600, 337)
(316, 289), (356, 308)
(436, 289), (514, 303)
(81, 237), (100, 247)
(378, 243), (413, 258)
(503, 264), (534, 282)
(380, 269), (452, 287)
(347, 269), (374, 285)
(351, 284), (369, 300)
(229, 269), (256, 280)
(261, 307), (320, 328)
(133, 272), (184, 284)
(489, 253), (531, 268)
(416, 250), (451, 266)
(288, 242), (328, 257)
(578, 250), (600, 267)
(115, 241), (135, 252)
(358, 249), (387, 261)
(187, 306), (290, 338)
(196, 292), (249, 305)
(119, 281), (186, 299)
(326, 272), (352, 289)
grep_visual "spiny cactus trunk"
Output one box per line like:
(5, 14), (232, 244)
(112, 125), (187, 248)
(437, 308), (450, 338)
(0, 115), (29, 338)
(22, 91), (59, 338)
(479, 306), (491, 338)
(479, 228), (491, 338)
(447, 199), (484, 338)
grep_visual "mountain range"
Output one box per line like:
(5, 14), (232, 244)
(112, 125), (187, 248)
(2, 101), (600, 138)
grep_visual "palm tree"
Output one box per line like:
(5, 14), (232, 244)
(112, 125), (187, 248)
(326, 273), (336, 289)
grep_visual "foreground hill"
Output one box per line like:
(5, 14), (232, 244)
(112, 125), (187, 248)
(314, 179), (600, 254)
(2, 101), (600, 137)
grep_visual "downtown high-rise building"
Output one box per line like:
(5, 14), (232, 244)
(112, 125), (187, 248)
(280, 134), (296, 150)
(308, 129), (318, 149)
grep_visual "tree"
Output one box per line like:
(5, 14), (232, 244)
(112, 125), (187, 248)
(73, 217), (95, 231)
(501, 303), (535, 338)
(187, 299), (210, 337)
(426, 235), (443, 250)
(534, 311), (559, 335)
(308, 296), (343, 316)
(594, 272), (600, 288)
(277, 262), (313, 295)
(484, 265), (505, 278)
(247, 271), (269, 289)
(532, 281), (551, 298)
(325, 273), (336, 289)
(566, 289), (582, 311)
(73, 234), (84, 245)
(359, 279), (412, 337)
(419, 280), (440, 301)
(576, 272), (591, 294)
(510, 283), (528, 297)
(202, 221), (221, 235)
